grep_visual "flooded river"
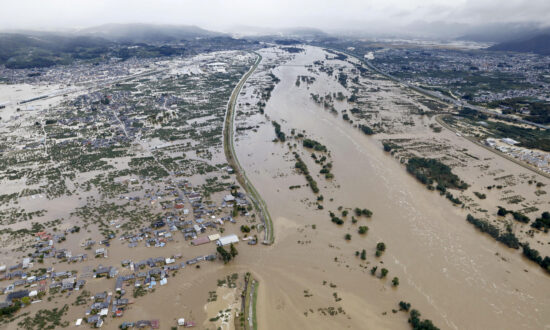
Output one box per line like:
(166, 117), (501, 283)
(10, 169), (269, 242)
(233, 46), (550, 329)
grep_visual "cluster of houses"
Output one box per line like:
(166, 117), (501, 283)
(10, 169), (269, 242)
(76, 252), (215, 328)
(0, 263), (87, 311)
(1, 156), (253, 326)
(81, 291), (132, 328)
(0, 221), (232, 327)
(119, 319), (160, 329)
(122, 253), (217, 273)
(32, 241), (102, 263)
(485, 138), (550, 173)
(49, 271), (86, 292)
(1, 247), (218, 327)
(372, 47), (550, 104)
(118, 183), (246, 248)
(32, 227), (109, 262)
(0, 56), (154, 86)
(121, 214), (238, 248)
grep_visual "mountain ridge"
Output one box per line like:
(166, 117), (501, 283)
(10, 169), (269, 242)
(488, 34), (550, 55)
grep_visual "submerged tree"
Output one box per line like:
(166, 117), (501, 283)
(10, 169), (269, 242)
(392, 277), (399, 287)
(217, 246), (232, 263)
(230, 243), (238, 258)
(376, 242), (386, 257)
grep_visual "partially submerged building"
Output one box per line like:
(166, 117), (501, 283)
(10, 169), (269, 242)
(217, 234), (239, 246)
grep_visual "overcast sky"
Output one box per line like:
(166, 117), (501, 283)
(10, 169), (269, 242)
(2, 0), (549, 33)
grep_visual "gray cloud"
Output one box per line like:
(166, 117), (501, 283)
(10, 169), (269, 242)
(1, 0), (548, 33)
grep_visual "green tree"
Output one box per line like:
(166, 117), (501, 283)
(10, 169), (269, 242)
(392, 277), (399, 286)
(408, 309), (439, 330)
(497, 206), (508, 217)
(0, 301), (21, 316)
(361, 209), (373, 217)
(376, 242), (386, 257)
(217, 246), (232, 263)
(381, 268), (388, 278)
(399, 301), (410, 311)
(229, 243), (238, 258)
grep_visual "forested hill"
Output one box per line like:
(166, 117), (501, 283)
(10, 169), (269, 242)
(78, 23), (223, 43)
(488, 34), (550, 55)
(0, 33), (112, 69)
(0, 25), (256, 69)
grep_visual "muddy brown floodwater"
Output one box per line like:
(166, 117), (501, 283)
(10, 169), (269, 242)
(231, 46), (550, 329)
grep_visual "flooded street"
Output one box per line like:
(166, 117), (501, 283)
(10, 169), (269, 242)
(234, 46), (550, 329)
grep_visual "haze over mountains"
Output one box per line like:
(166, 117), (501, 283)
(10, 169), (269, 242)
(77, 23), (223, 43)
(3, 20), (550, 43)
(226, 26), (328, 39)
(1, 22), (549, 70)
(488, 34), (550, 55)
(0, 24), (254, 69)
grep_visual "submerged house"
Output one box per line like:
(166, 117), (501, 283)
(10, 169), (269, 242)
(217, 234), (239, 246)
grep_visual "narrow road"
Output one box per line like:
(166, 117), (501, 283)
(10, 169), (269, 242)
(248, 281), (255, 329)
(223, 52), (275, 245)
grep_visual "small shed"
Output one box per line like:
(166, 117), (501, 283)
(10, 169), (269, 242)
(208, 234), (220, 241)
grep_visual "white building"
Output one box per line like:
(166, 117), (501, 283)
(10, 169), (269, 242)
(223, 195), (236, 203)
(217, 234), (239, 246)
(501, 138), (519, 145)
(22, 257), (31, 269)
